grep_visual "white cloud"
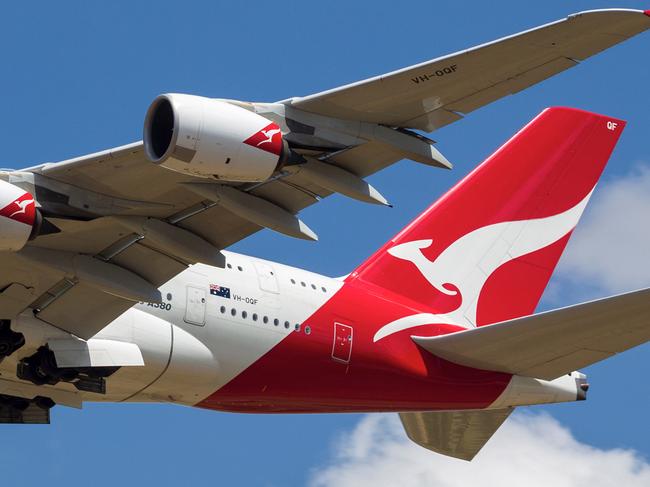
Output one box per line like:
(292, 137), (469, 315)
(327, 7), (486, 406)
(556, 164), (650, 295)
(310, 412), (650, 487)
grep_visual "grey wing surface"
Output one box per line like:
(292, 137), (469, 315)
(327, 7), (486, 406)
(2, 139), (407, 338)
(288, 9), (650, 131)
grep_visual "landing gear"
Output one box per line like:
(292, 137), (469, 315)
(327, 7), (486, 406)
(17, 346), (118, 394)
(0, 394), (54, 424)
(0, 320), (25, 360)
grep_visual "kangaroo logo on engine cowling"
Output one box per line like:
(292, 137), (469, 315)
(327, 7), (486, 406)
(243, 122), (283, 156)
(0, 193), (35, 226)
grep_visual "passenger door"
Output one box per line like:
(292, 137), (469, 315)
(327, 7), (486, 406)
(332, 322), (353, 363)
(184, 285), (206, 326)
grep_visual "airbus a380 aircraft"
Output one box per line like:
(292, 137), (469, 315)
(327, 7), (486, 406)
(0, 9), (648, 460)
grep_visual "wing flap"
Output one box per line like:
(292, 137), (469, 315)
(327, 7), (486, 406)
(413, 288), (650, 380)
(49, 338), (144, 367)
(399, 408), (513, 461)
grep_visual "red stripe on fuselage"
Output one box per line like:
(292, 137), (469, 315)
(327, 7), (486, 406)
(197, 280), (510, 413)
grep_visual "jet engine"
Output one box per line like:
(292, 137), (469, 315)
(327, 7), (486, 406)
(0, 179), (39, 251)
(143, 94), (287, 181)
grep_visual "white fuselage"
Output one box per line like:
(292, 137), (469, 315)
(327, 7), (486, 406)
(2, 251), (341, 407)
(0, 253), (581, 414)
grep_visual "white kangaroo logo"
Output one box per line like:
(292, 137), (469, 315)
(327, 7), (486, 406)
(8, 198), (33, 218)
(256, 127), (281, 147)
(373, 189), (594, 342)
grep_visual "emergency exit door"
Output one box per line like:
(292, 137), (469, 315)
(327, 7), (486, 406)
(332, 322), (353, 363)
(184, 286), (206, 326)
(254, 261), (279, 293)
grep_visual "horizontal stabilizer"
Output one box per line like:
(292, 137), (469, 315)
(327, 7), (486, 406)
(413, 288), (650, 380)
(399, 408), (513, 461)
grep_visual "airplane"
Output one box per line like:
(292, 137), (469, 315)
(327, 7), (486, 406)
(0, 8), (648, 461)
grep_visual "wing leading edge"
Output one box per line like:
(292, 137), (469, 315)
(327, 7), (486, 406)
(288, 9), (650, 131)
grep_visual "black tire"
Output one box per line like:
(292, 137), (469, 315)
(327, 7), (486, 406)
(12, 333), (25, 349)
(0, 339), (11, 357)
(34, 397), (55, 410)
(11, 398), (29, 411)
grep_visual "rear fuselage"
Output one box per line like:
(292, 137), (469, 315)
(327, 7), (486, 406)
(2, 250), (580, 413)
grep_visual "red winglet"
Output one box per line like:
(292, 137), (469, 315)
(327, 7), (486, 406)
(644, 10), (650, 17)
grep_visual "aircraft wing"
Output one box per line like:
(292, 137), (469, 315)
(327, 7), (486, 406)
(399, 408), (513, 461)
(413, 288), (650, 381)
(2, 9), (648, 340)
(287, 9), (650, 131)
(2, 138), (412, 339)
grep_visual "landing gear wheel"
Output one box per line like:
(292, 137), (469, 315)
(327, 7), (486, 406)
(0, 320), (25, 359)
(34, 396), (55, 410)
(11, 398), (29, 412)
(0, 340), (11, 357)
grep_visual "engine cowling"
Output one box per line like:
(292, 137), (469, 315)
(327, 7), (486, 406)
(143, 94), (286, 181)
(0, 179), (38, 251)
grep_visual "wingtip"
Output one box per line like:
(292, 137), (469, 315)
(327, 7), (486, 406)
(644, 10), (650, 17)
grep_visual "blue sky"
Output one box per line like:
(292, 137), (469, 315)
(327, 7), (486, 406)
(1, 1), (649, 485)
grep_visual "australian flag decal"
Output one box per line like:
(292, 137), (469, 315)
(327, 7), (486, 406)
(210, 284), (231, 298)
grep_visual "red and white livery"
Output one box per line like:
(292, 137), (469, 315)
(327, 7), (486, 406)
(0, 8), (649, 461)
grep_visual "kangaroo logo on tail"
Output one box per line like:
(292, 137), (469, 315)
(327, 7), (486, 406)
(373, 189), (594, 342)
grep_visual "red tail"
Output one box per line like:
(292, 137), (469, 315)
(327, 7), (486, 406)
(350, 107), (625, 330)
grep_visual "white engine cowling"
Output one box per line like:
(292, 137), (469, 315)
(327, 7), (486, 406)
(0, 179), (37, 251)
(143, 94), (285, 181)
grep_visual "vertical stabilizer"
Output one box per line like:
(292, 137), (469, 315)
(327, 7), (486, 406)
(350, 107), (625, 333)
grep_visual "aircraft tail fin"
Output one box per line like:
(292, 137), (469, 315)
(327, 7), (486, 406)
(350, 107), (625, 332)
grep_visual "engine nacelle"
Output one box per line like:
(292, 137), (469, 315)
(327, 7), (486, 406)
(143, 94), (285, 181)
(0, 179), (38, 251)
